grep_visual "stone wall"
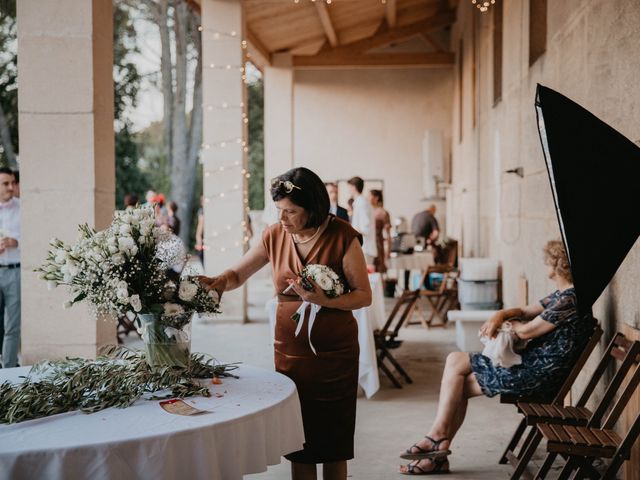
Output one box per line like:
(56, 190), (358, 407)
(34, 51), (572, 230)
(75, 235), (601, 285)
(292, 68), (453, 226)
(449, 1), (640, 477)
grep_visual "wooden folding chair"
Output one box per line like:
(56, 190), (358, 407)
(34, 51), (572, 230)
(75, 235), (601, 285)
(505, 331), (640, 479)
(538, 360), (640, 480)
(409, 265), (455, 328)
(374, 290), (421, 388)
(498, 323), (603, 469)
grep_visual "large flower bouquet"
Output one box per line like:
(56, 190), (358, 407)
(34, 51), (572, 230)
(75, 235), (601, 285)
(289, 264), (345, 355)
(36, 205), (221, 368)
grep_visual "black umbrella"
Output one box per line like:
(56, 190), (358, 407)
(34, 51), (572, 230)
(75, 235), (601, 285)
(535, 84), (640, 316)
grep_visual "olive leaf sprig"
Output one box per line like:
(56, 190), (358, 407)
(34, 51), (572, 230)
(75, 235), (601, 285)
(0, 346), (239, 424)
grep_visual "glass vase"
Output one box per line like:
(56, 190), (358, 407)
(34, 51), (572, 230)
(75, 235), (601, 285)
(137, 313), (192, 369)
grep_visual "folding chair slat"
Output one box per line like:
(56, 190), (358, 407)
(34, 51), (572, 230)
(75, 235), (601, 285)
(531, 403), (548, 417)
(575, 426), (600, 447)
(545, 404), (566, 419)
(541, 404), (559, 418)
(549, 423), (571, 442)
(602, 429), (622, 446)
(591, 428), (613, 446)
(564, 426), (587, 446)
(518, 403), (536, 417)
(538, 423), (555, 441)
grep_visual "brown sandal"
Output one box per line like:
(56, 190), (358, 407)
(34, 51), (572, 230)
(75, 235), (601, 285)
(400, 436), (451, 460)
(399, 457), (451, 475)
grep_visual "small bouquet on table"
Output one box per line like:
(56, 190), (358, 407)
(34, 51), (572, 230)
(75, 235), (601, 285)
(286, 264), (344, 355)
(36, 205), (221, 369)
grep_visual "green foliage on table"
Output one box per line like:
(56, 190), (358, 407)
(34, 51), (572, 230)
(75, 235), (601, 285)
(0, 346), (239, 424)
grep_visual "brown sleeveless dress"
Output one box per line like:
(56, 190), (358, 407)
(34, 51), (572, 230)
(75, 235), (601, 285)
(262, 215), (361, 464)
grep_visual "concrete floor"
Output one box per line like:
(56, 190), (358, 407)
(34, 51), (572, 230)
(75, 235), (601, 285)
(124, 274), (544, 479)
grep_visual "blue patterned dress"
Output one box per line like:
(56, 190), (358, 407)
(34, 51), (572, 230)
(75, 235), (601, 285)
(470, 288), (595, 399)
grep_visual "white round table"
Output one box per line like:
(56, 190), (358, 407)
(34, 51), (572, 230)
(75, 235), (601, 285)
(0, 365), (304, 480)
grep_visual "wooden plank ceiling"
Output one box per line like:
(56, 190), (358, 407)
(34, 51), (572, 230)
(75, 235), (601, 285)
(192, 0), (456, 69)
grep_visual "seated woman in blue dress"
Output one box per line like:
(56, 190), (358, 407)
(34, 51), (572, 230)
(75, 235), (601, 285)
(399, 240), (595, 475)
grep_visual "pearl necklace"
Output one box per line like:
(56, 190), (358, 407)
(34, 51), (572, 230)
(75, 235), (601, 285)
(292, 226), (321, 245)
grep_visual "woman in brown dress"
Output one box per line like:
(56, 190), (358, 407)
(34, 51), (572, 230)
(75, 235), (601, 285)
(200, 167), (372, 480)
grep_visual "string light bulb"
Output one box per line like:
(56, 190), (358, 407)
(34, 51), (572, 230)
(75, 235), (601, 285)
(472, 0), (496, 13)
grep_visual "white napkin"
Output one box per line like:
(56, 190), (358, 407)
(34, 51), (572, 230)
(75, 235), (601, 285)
(479, 321), (522, 368)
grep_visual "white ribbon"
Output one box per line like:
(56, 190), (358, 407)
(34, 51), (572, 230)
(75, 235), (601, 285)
(164, 326), (189, 342)
(293, 301), (322, 355)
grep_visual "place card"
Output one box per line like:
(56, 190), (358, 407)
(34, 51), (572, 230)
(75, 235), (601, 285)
(159, 399), (210, 416)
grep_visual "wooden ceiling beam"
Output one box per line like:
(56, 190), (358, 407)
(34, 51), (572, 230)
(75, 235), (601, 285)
(246, 28), (271, 67)
(314, 2), (339, 47)
(314, 9), (455, 57)
(421, 32), (445, 52)
(293, 52), (454, 68)
(385, 0), (397, 28)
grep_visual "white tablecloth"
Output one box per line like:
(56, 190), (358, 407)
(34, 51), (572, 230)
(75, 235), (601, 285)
(266, 273), (384, 399)
(0, 365), (304, 480)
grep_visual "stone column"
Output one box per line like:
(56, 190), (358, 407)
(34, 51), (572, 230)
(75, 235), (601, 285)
(201, 0), (248, 322)
(264, 53), (294, 206)
(18, 0), (116, 363)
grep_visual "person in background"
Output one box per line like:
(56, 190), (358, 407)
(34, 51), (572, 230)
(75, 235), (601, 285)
(411, 204), (440, 247)
(0, 168), (20, 368)
(325, 182), (349, 222)
(152, 193), (167, 227)
(144, 189), (156, 205)
(195, 196), (205, 266)
(11, 170), (19, 199)
(123, 193), (138, 210)
(166, 201), (181, 236)
(369, 189), (391, 274)
(346, 197), (354, 221)
(347, 176), (377, 265)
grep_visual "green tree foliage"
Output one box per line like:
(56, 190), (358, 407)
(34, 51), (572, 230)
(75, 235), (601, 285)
(0, 0), (17, 168)
(247, 77), (264, 210)
(114, 2), (149, 208)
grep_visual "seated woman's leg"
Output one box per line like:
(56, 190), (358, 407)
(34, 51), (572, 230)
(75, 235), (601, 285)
(399, 352), (483, 473)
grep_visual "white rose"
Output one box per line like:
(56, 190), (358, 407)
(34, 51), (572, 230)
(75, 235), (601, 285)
(178, 281), (198, 301)
(112, 253), (125, 265)
(129, 294), (142, 312)
(315, 273), (334, 291)
(119, 224), (131, 235)
(107, 244), (119, 254)
(163, 303), (184, 315)
(118, 236), (135, 252)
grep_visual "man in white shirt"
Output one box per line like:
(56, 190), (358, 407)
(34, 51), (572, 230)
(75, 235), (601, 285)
(347, 176), (377, 265)
(0, 168), (20, 368)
